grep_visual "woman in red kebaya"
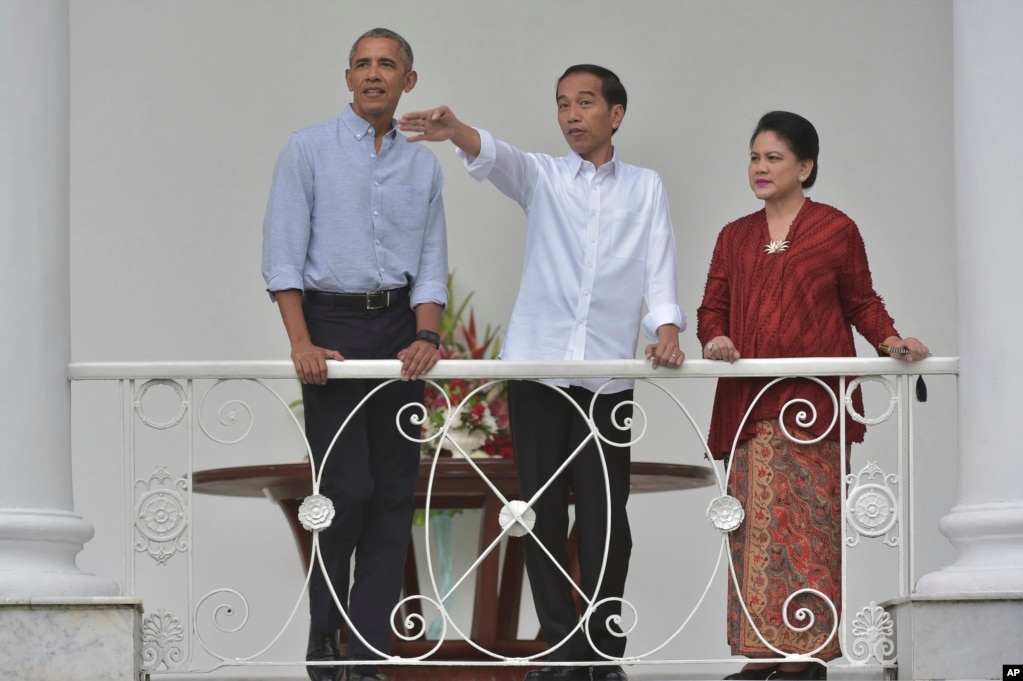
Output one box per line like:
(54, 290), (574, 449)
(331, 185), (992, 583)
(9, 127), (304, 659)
(697, 111), (929, 680)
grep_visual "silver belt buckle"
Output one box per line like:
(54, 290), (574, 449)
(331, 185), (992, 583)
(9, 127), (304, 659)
(366, 291), (387, 310)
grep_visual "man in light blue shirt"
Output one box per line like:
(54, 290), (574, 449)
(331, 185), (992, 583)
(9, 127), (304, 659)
(400, 65), (685, 681)
(262, 27), (447, 681)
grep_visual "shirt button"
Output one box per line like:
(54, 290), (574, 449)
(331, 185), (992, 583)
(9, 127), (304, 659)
(370, 154), (376, 159)
(582, 290), (590, 296)
(373, 210), (379, 216)
(374, 181), (380, 186)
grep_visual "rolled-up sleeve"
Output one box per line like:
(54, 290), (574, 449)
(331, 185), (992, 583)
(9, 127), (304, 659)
(410, 163), (449, 309)
(262, 134), (313, 300)
(641, 177), (685, 340)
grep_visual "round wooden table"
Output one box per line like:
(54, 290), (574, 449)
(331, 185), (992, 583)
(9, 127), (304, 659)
(192, 458), (714, 667)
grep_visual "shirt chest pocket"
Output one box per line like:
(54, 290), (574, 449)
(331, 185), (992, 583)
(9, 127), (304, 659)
(603, 208), (650, 261)
(380, 184), (429, 232)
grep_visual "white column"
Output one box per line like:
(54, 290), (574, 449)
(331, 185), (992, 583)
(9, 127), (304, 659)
(0, 0), (115, 597)
(915, 0), (1023, 597)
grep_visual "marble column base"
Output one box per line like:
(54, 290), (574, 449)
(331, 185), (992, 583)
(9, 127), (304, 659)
(0, 597), (142, 681)
(883, 595), (1023, 680)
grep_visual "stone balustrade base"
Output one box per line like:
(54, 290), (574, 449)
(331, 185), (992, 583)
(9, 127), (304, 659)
(884, 595), (1023, 680)
(0, 597), (142, 681)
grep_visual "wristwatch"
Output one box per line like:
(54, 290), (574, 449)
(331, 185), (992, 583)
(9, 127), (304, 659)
(415, 329), (441, 348)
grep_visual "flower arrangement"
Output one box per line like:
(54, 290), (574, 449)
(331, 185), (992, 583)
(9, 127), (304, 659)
(421, 272), (512, 460)
(416, 274), (513, 634)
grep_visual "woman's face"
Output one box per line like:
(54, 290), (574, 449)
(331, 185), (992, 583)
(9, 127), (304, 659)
(748, 131), (813, 203)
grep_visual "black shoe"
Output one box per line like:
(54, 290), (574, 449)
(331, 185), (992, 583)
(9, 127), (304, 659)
(772, 662), (827, 680)
(348, 665), (388, 681)
(305, 627), (342, 681)
(590, 665), (627, 681)
(723, 665), (780, 680)
(524, 666), (588, 681)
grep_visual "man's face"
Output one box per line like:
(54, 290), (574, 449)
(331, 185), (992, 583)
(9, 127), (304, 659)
(556, 72), (623, 162)
(345, 37), (416, 124)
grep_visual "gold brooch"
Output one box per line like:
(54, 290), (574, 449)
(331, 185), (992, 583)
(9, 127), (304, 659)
(764, 239), (790, 254)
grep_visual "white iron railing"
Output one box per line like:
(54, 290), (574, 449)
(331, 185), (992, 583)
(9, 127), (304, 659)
(68, 357), (958, 679)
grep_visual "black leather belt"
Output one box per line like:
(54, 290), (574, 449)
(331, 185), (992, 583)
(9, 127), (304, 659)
(303, 287), (408, 310)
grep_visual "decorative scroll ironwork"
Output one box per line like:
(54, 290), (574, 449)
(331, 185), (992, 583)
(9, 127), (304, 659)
(63, 357), (954, 676)
(846, 461), (900, 547)
(134, 466), (188, 564)
(845, 375), (898, 426)
(721, 378), (843, 662)
(141, 608), (186, 671)
(134, 378), (189, 430)
(848, 601), (896, 665)
(197, 379), (257, 445)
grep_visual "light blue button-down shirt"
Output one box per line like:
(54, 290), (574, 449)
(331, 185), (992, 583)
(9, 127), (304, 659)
(262, 105), (448, 309)
(459, 129), (685, 393)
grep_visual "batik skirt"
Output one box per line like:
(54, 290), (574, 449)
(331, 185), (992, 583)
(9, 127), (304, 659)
(726, 418), (844, 661)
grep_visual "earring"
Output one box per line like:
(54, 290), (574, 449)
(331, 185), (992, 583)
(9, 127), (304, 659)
(798, 176), (805, 182)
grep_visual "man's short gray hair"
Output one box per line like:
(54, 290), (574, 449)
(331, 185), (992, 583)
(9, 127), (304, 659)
(349, 28), (414, 72)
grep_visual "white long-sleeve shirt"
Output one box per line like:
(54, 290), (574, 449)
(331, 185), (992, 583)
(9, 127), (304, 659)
(460, 129), (685, 392)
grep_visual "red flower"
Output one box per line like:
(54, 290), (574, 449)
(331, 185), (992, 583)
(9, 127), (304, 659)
(481, 432), (514, 459)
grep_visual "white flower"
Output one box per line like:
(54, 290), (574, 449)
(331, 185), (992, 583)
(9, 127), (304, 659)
(707, 495), (745, 532)
(298, 494), (335, 531)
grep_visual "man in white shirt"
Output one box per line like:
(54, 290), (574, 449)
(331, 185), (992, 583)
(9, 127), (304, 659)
(399, 64), (685, 681)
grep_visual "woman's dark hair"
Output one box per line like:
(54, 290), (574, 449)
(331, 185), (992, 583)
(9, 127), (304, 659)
(750, 111), (819, 188)
(556, 64), (628, 134)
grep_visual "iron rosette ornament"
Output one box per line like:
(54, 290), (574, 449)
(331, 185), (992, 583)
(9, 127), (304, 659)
(298, 494), (335, 531)
(707, 495), (745, 532)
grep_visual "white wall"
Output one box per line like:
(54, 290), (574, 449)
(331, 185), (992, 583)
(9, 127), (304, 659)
(68, 0), (957, 676)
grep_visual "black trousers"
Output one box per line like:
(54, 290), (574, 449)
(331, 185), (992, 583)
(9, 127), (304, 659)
(508, 381), (634, 662)
(301, 300), (423, 659)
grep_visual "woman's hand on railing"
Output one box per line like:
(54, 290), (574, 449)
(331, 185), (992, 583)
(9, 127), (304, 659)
(703, 335), (740, 363)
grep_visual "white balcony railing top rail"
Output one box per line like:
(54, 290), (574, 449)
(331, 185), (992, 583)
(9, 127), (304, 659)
(68, 356), (959, 381)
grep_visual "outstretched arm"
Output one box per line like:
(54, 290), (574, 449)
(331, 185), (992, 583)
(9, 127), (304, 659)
(398, 106), (482, 158)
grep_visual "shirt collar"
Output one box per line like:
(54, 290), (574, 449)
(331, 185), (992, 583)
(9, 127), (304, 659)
(568, 147), (620, 180)
(341, 104), (397, 142)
